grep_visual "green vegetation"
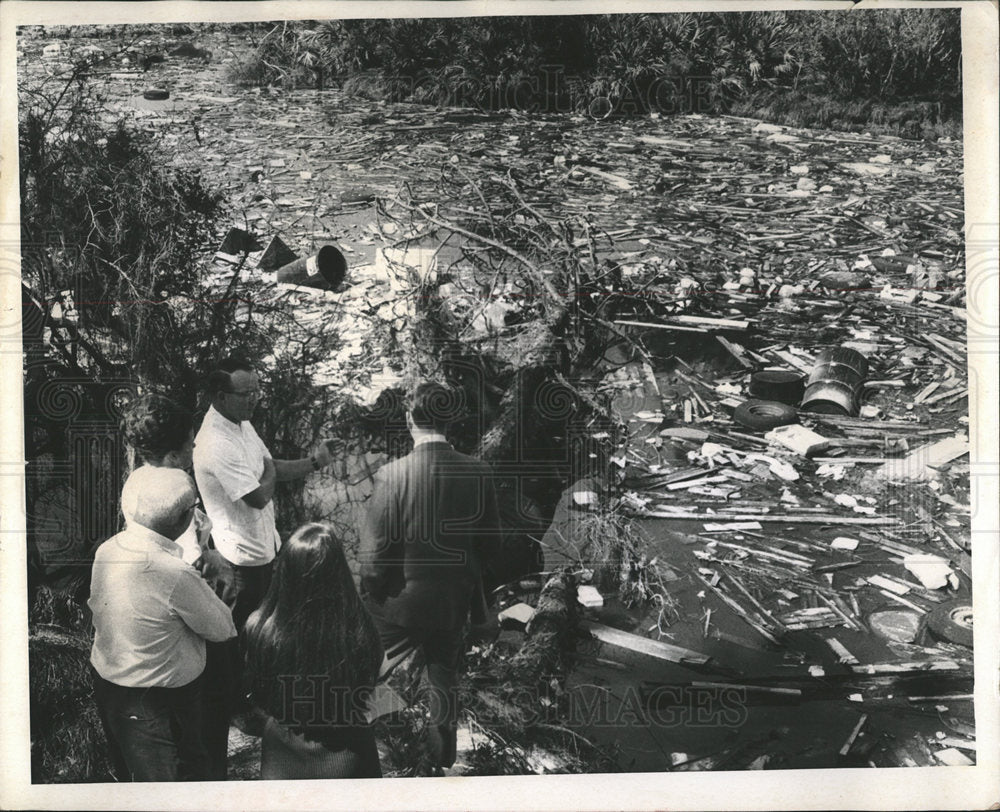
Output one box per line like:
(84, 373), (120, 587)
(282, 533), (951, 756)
(20, 59), (350, 782)
(227, 10), (961, 138)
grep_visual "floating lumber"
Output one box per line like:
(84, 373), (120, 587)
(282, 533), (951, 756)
(692, 572), (782, 644)
(716, 335), (754, 368)
(802, 414), (927, 431)
(614, 315), (750, 332)
(574, 165), (633, 190)
(938, 737), (976, 751)
(670, 315), (750, 330)
(839, 714), (868, 756)
(580, 620), (711, 666)
(849, 661), (962, 675)
(643, 511), (900, 526)
(690, 681), (801, 698)
(614, 319), (707, 333)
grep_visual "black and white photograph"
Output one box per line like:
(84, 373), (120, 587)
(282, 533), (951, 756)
(1, 0), (997, 809)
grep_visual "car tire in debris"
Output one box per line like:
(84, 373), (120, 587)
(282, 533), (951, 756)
(749, 370), (805, 406)
(143, 87), (170, 101)
(926, 599), (973, 648)
(733, 399), (798, 431)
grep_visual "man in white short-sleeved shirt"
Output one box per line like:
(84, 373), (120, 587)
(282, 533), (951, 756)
(193, 357), (333, 629)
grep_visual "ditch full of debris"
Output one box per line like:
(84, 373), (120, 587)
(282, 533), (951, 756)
(265, 153), (972, 773)
(197, 126), (974, 774)
(23, 29), (973, 777)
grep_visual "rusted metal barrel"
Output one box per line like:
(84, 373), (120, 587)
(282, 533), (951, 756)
(275, 244), (347, 289)
(801, 347), (869, 415)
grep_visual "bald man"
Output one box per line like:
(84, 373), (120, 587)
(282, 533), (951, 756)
(89, 467), (237, 782)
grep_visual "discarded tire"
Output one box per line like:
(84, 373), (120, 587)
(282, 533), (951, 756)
(749, 369), (805, 405)
(143, 87), (169, 101)
(733, 399), (798, 431)
(926, 600), (973, 648)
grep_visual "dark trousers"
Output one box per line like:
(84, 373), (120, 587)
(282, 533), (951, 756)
(201, 641), (237, 779)
(93, 671), (208, 782)
(368, 606), (464, 768)
(229, 560), (274, 632)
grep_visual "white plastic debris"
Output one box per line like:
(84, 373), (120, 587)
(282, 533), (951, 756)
(700, 442), (725, 459)
(903, 554), (954, 590)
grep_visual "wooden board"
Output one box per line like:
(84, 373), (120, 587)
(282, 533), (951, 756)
(581, 620), (711, 666)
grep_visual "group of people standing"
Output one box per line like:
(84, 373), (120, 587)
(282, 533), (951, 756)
(87, 357), (502, 781)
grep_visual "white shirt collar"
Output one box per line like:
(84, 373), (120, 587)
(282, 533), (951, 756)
(413, 432), (448, 447)
(206, 403), (242, 430)
(121, 521), (184, 558)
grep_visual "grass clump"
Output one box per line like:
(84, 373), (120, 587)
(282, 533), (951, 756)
(226, 10), (961, 138)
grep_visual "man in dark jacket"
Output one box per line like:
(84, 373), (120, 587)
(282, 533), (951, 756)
(359, 381), (501, 772)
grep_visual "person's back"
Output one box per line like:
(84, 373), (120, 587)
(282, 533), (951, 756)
(365, 440), (498, 629)
(88, 466), (236, 782)
(90, 527), (231, 687)
(358, 382), (502, 772)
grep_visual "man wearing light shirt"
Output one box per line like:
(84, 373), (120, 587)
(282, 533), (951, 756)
(192, 356), (333, 629)
(119, 393), (235, 779)
(89, 466), (237, 782)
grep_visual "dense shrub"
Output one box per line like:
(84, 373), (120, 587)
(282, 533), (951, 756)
(20, 63), (344, 588)
(227, 10), (961, 133)
(791, 9), (961, 102)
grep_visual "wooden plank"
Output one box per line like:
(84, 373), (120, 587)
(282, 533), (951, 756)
(575, 165), (633, 191)
(923, 386), (968, 406)
(771, 349), (813, 374)
(803, 414), (927, 430)
(691, 681), (801, 698)
(643, 511), (899, 526)
(716, 335), (754, 368)
(666, 475), (728, 491)
(692, 572), (782, 644)
(813, 456), (889, 464)
(581, 621), (711, 665)
(839, 714), (868, 755)
(671, 314), (750, 330)
(614, 319), (707, 333)
(850, 661), (962, 675)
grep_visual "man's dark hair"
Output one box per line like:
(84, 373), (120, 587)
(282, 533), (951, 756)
(121, 394), (194, 464)
(409, 382), (461, 432)
(206, 355), (254, 397)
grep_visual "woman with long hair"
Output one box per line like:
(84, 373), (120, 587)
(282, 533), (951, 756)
(244, 523), (384, 779)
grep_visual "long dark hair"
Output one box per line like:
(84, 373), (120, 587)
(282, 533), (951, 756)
(244, 523), (383, 731)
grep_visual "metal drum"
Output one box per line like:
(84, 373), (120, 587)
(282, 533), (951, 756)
(800, 347), (869, 416)
(275, 244), (347, 289)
